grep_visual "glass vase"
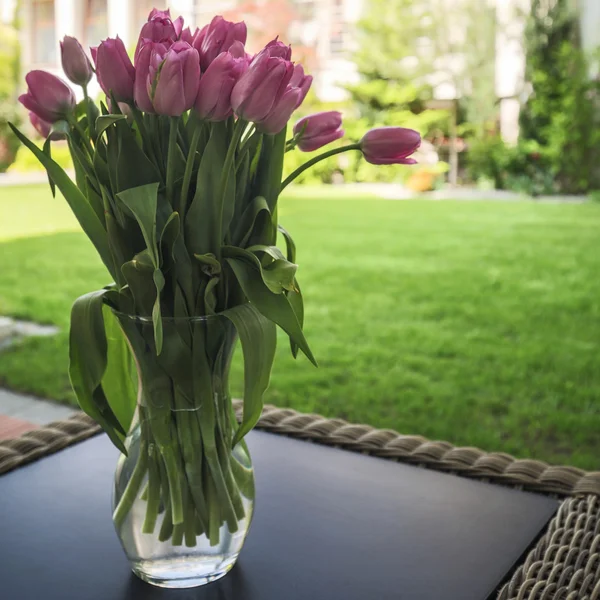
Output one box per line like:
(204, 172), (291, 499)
(112, 312), (255, 589)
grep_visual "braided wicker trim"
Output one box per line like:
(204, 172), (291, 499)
(1, 402), (599, 498)
(497, 494), (600, 600)
(0, 412), (100, 475)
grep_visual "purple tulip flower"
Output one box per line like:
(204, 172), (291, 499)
(60, 35), (93, 87)
(135, 8), (182, 59)
(293, 111), (344, 152)
(94, 37), (136, 102)
(134, 40), (170, 113)
(231, 44), (294, 123)
(195, 46), (247, 121)
(19, 70), (76, 123)
(256, 63), (312, 134)
(360, 127), (421, 165)
(148, 41), (200, 116)
(194, 15), (247, 71)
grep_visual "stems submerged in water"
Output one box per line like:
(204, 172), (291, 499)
(112, 316), (253, 548)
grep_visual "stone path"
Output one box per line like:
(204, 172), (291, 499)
(0, 389), (76, 440)
(0, 316), (69, 439)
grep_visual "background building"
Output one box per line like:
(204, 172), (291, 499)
(1, 0), (598, 138)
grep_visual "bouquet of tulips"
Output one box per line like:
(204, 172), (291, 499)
(12, 9), (420, 550)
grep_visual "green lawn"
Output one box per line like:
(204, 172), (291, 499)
(1, 184), (599, 469)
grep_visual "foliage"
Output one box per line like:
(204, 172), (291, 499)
(347, 0), (497, 185)
(0, 7), (21, 173)
(2, 186), (600, 470)
(467, 136), (556, 196)
(519, 0), (600, 194)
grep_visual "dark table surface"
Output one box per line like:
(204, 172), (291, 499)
(0, 430), (557, 600)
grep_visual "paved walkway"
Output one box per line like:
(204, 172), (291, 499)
(0, 389), (76, 440)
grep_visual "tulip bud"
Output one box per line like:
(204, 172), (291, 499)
(180, 26), (198, 45)
(19, 70), (76, 123)
(256, 64), (312, 134)
(148, 8), (184, 37)
(148, 41), (200, 116)
(195, 49), (247, 121)
(60, 36), (93, 87)
(360, 127), (421, 165)
(94, 37), (136, 102)
(293, 111), (344, 152)
(231, 50), (294, 123)
(135, 9), (183, 59)
(195, 16), (247, 71)
(263, 38), (292, 60)
(134, 41), (169, 113)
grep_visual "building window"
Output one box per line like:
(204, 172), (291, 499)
(32, 0), (56, 65)
(84, 0), (108, 47)
(136, 0), (160, 32)
(294, 0), (316, 21)
(330, 0), (347, 56)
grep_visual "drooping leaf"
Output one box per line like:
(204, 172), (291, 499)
(121, 260), (155, 315)
(101, 304), (137, 434)
(117, 182), (160, 266)
(278, 224), (297, 263)
(287, 279), (304, 358)
(159, 211), (181, 265)
(96, 114), (127, 139)
(194, 253), (222, 276)
(225, 255), (316, 365)
(69, 290), (127, 453)
(223, 246), (296, 294)
(232, 195), (271, 247)
(8, 123), (114, 279)
(222, 303), (277, 446)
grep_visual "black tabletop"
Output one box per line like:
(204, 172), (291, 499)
(0, 430), (557, 600)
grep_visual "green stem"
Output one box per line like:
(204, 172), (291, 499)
(83, 85), (97, 140)
(71, 119), (95, 159)
(157, 459), (174, 542)
(113, 441), (148, 530)
(162, 447), (184, 525)
(166, 116), (179, 208)
(217, 118), (247, 257)
(280, 143), (362, 192)
(179, 125), (201, 219)
(131, 106), (162, 178)
(142, 448), (161, 534)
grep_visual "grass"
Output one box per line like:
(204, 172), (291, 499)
(0, 184), (599, 469)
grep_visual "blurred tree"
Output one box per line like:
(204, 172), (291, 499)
(0, 0), (21, 172)
(349, 0), (498, 184)
(519, 0), (600, 193)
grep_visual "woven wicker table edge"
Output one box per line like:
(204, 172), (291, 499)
(2, 402), (600, 599)
(0, 401), (598, 498)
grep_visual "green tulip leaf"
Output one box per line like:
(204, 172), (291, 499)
(42, 137), (56, 198)
(117, 182), (160, 267)
(69, 289), (127, 454)
(96, 114), (127, 139)
(8, 123), (114, 279)
(185, 127), (227, 255)
(225, 254), (316, 366)
(222, 303), (277, 446)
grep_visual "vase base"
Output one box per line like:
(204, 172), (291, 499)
(131, 554), (239, 588)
